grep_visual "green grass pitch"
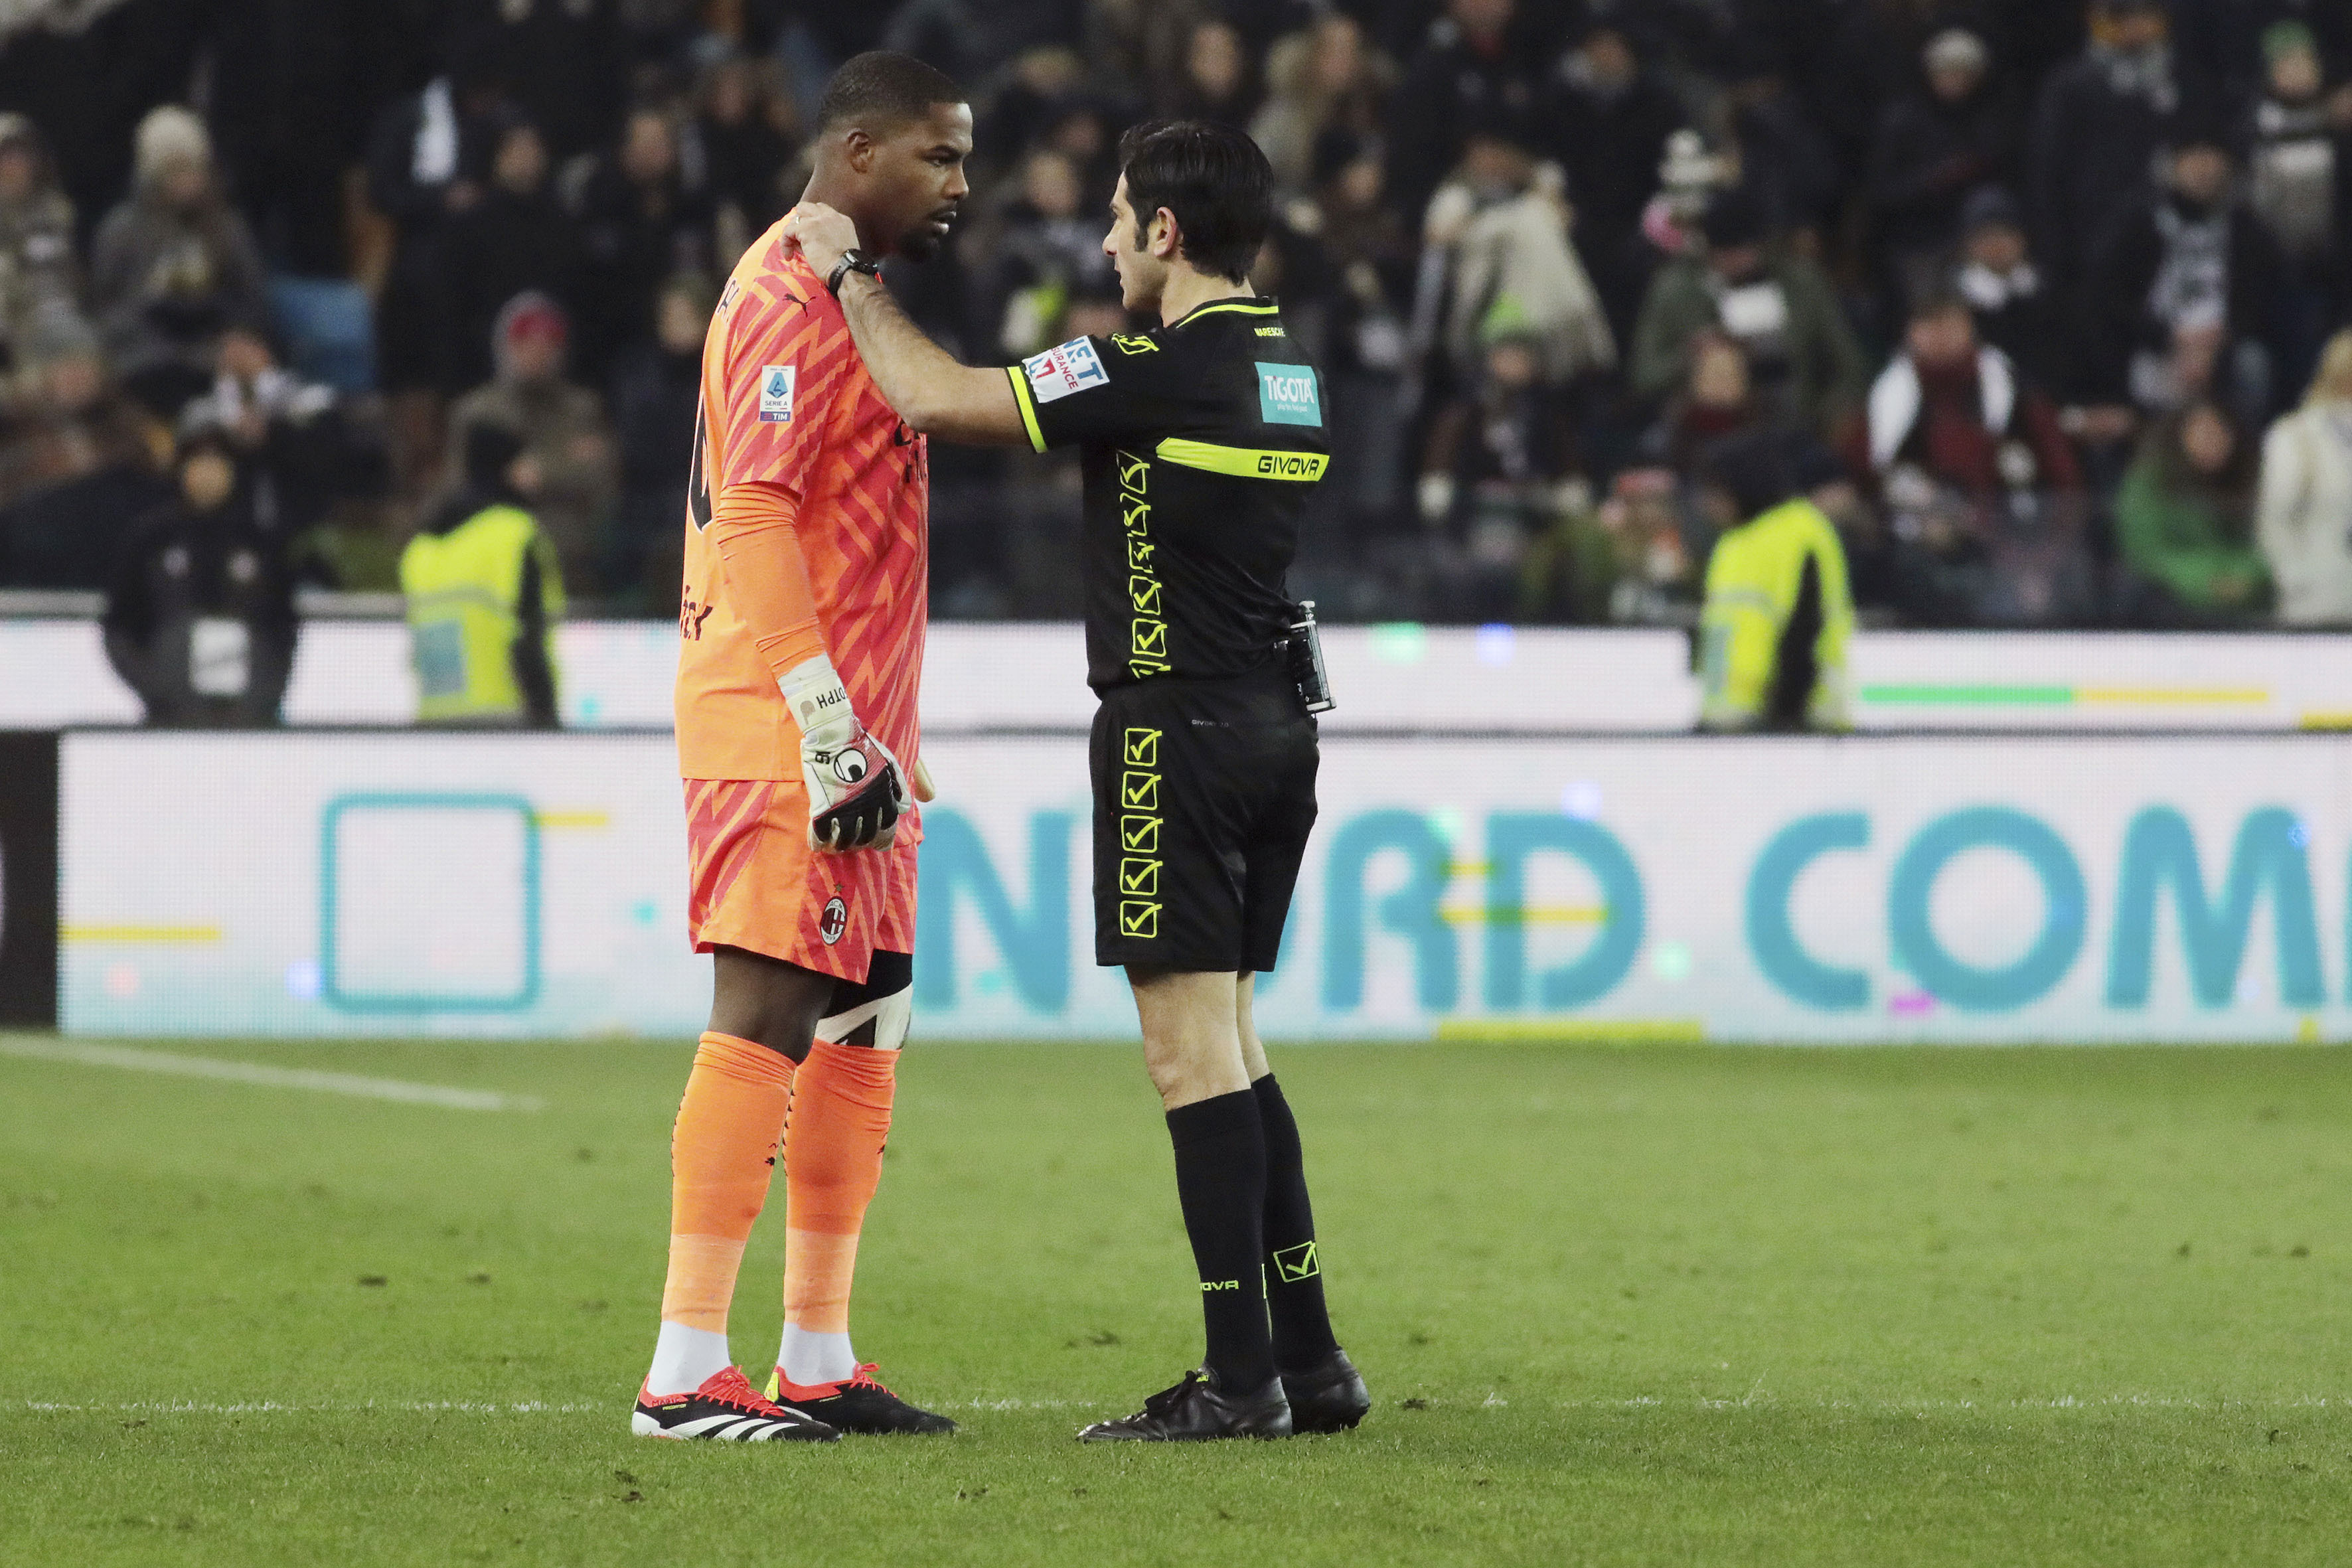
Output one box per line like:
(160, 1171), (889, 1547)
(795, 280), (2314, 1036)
(3, 1035), (2350, 1565)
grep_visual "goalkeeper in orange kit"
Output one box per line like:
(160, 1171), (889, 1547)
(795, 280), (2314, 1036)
(630, 52), (970, 1442)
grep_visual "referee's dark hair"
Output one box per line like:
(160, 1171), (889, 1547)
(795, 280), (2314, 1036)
(1117, 120), (1273, 283)
(819, 51), (963, 133)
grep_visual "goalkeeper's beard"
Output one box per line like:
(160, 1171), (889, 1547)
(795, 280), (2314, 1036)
(893, 210), (958, 263)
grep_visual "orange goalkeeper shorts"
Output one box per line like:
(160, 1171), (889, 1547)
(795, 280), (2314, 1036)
(682, 777), (919, 984)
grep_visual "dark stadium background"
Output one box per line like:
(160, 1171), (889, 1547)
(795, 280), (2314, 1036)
(8, 10), (2352, 1561)
(0, 0), (2343, 628)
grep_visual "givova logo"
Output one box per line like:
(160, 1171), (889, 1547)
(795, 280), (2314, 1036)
(1256, 362), (1321, 426)
(1253, 452), (1328, 481)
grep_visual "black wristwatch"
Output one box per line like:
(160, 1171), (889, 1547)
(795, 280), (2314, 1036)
(827, 249), (884, 297)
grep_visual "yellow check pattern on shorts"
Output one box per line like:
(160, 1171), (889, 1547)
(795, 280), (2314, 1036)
(1119, 724), (1162, 940)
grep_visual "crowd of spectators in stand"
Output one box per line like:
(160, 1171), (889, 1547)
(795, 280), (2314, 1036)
(1, 0), (2351, 631)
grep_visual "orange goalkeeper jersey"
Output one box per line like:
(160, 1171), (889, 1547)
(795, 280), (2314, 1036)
(674, 224), (929, 783)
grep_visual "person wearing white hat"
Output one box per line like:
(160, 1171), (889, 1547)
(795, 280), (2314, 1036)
(1869, 28), (2019, 310)
(88, 105), (268, 418)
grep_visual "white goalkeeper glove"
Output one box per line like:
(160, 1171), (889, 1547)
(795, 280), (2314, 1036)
(779, 653), (909, 852)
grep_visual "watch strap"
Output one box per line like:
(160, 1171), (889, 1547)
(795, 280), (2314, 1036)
(827, 251), (882, 297)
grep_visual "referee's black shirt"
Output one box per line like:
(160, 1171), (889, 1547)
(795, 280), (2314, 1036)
(1003, 296), (1328, 694)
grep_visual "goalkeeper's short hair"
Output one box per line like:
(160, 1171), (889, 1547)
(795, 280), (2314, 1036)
(819, 52), (963, 135)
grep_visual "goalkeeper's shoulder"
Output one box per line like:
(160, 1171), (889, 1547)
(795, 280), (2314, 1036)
(730, 226), (826, 311)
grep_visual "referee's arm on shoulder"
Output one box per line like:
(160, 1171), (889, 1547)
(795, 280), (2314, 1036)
(831, 271), (1030, 447)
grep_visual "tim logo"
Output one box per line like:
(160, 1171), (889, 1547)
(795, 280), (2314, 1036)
(820, 896), (848, 945)
(678, 595), (714, 641)
(759, 364), (796, 423)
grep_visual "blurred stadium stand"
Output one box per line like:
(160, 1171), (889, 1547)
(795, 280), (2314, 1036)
(0, 0), (2343, 635)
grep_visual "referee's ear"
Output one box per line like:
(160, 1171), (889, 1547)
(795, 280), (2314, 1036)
(1146, 206), (1182, 262)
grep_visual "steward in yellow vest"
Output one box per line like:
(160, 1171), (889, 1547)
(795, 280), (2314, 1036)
(1694, 431), (1853, 731)
(400, 423), (563, 726)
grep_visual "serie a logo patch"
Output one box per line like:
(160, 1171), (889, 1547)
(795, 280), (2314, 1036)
(759, 364), (797, 423)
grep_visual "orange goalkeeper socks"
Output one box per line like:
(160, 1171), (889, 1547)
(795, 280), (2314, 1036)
(778, 1041), (896, 1387)
(651, 1032), (795, 1395)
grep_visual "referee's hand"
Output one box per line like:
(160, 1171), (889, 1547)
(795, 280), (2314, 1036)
(781, 202), (861, 285)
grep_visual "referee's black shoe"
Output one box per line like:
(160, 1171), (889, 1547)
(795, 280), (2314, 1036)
(1077, 1368), (1293, 1442)
(1281, 1349), (1371, 1433)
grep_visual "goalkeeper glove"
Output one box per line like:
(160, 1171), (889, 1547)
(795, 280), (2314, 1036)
(779, 653), (909, 852)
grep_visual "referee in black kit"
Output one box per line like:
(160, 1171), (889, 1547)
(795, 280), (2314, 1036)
(785, 119), (1368, 1441)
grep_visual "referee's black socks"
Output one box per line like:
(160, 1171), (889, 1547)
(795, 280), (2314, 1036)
(1254, 1073), (1340, 1372)
(1165, 1089), (1276, 1391)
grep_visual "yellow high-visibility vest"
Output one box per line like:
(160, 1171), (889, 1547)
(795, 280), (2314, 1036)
(398, 503), (564, 724)
(1697, 497), (1854, 731)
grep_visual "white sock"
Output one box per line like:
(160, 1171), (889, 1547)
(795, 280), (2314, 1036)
(778, 1324), (857, 1386)
(647, 1322), (732, 1396)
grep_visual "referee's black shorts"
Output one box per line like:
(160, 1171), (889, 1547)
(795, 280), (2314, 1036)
(1088, 668), (1319, 973)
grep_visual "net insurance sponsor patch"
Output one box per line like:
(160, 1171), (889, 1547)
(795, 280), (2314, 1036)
(1023, 338), (1109, 403)
(1257, 362), (1321, 426)
(759, 364), (796, 422)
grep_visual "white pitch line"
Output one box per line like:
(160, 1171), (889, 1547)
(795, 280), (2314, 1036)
(14, 1398), (1097, 1415)
(1554, 1394), (2352, 1413)
(0, 1038), (544, 1113)
(15, 1395), (2352, 1418)
(19, 1401), (604, 1415)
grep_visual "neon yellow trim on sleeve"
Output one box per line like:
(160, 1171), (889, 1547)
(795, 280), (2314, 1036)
(1004, 364), (1047, 453)
(1154, 437), (1328, 481)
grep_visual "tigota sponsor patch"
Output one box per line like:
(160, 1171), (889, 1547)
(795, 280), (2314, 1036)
(1256, 362), (1321, 426)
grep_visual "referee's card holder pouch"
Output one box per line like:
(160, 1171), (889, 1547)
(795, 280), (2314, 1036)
(1288, 599), (1336, 714)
